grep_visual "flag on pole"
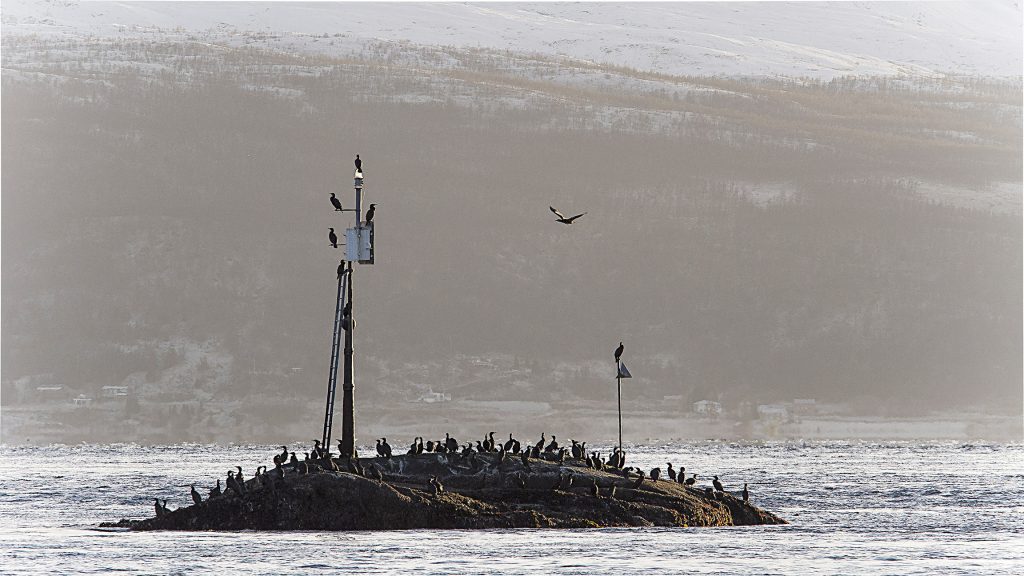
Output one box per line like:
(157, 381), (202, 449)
(617, 363), (632, 379)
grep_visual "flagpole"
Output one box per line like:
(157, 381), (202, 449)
(616, 361), (622, 458)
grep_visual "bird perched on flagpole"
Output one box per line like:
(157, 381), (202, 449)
(614, 341), (624, 364)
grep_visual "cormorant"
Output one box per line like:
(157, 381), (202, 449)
(312, 440), (324, 459)
(545, 436), (559, 453)
(677, 466), (686, 484)
(557, 448), (567, 464)
(278, 445), (288, 465)
(209, 479), (222, 499)
(354, 154), (362, 173)
(426, 440), (436, 453)
(713, 475), (724, 493)
(742, 483), (749, 504)
(191, 484), (202, 505)
(445, 433), (459, 453)
(549, 206), (587, 225)
(381, 438), (392, 458)
(570, 440), (582, 460)
(685, 474), (697, 486)
(368, 465), (384, 483)
(476, 440), (487, 453)
(416, 437), (424, 455)
(329, 227), (338, 248)
(303, 452), (311, 462)
(511, 439), (521, 454)
(488, 432), (497, 452)
(614, 341), (624, 363)
(365, 203), (376, 225)
(534, 433), (546, 455)
(289, 452), (299, 469)
(585, 455), (594, 469)
(650, 467), (661, 483)
(667, 463), (677, 482)
(235, 467), (245, 490)
(520, 451), (532, 472)
(154, 498), (164, 517)
(162, 500), (170, 515)
(376, 439), (385, 457)
(704, 487), (715, 498)
(428, 475), (444, 495)
(632, 470), (645, 489)
(504, 433), (516, 452)
(589, 481), (599, 496)
(330, 193), (343, 211)
(408, 437), (419, 455)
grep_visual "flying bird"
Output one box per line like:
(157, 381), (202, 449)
(614, 342), (624, 363)
(549, 206), (586, 224)
(330, 193), (343, 211)
(329, 228), (338, 248)
(365, 203), (376, 224)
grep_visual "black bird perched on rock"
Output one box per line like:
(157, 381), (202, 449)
(534, 433), (546, 455)
(445, 433), (458, 453)
(154, 498), (165, 517)
(570, 440), (582, 460)
(685, 473), (697, 486)
(632, 470), (645, 489)
(549, 206), (587, 225)
(677, 466), (686, 484)
(545, 436), (559, 453)
(329, 227), (338, 248)
(330, 193), (343, 211)
(209, 479), (221, 499)
(368, 465), (384, 483)
(742, 483), (749, 504)
(520, 451), (532, 472)
(428, 475), (444, 495)
(381, 438), (392, 458)
(504, 433), (516, 452)
(289, 452), (299, 469)
(190, 484), (202, 505)
(713, 475), (724, 493)
(278, 446), (289, 465)
(614, 342), (624, 363)
(365, 203), (376, 225)
(355, 154), (362, 173)
(416, 437), (425, 455)
(650, 467), (661, 483)
(666, 463), (677, 482)
(705, 487), (716, 499)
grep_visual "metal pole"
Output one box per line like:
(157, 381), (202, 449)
(340, 261), (355, 457)
(321, 267), (346, 451)
(617, 362), (622, 457)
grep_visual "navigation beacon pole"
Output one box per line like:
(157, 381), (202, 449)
(321, 158), (374, 459)
(616, 362), (622, 457)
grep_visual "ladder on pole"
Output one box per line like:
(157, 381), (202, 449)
(321, 265), (348, 454)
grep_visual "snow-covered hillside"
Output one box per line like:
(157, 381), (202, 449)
(2, 0), (1021, 79)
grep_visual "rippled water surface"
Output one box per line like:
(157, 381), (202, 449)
(1, 441), (1021, 575)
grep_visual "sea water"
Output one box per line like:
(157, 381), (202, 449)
(0, 441), (1021, 575)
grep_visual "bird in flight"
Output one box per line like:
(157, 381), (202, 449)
(330, 193), (343, 211)
(549, 206), (586, 225)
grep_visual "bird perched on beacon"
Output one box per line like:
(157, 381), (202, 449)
(329, 228), (338, 248)
(614, 341), (624, 363)
(549, 206), (586, 225)
(365, 203), (376, 225)
(354, 154), (362, 173)
(330, 193), (343, 211)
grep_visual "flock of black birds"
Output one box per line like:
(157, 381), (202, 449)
(163, 427), (751, 514)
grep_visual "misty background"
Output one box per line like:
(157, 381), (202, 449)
(1, 2), (1021, 444)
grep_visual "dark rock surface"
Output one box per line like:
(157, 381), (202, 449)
(102, 453), (786, 531)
